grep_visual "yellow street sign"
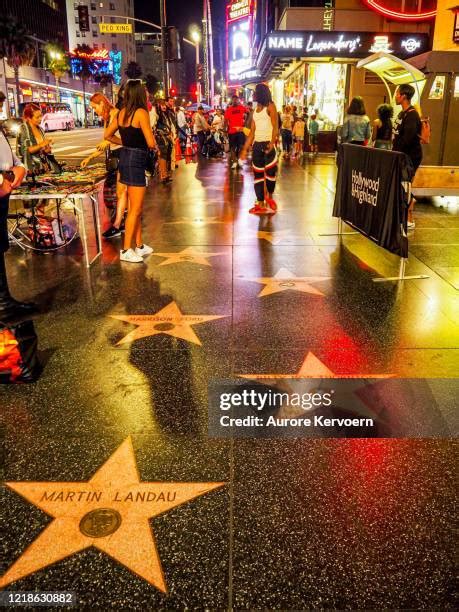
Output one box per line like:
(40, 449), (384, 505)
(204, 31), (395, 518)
(99, 23), (133, 34)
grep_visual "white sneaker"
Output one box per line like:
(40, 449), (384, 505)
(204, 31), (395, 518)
(120, 248), (143, 263)
(407, 221), (416, 230)
(231, 161), (238, 169)
(135, 244), (154, 257)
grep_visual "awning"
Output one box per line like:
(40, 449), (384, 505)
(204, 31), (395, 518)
(356, 52), (425, 85)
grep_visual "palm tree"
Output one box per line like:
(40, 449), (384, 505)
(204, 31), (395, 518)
(125, 61), (142, 80)
(95, 73), (115, 102)
(72, 44), (95, 128)
(0, 15), (36, 115)
(45, 43), (70, 103)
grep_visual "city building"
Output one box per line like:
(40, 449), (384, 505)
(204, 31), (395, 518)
(135, 32), (188, 98)
(228, 0), (436, 150)
(66, 1), (136, 75)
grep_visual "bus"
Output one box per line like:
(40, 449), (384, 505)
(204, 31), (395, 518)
(18, 102), (75, 132)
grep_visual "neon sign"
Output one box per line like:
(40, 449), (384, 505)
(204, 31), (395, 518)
(70, 49), (110, 60)
(226, 0), (255, 85)
(362, 1), (436, 22)
(266, 31), (429, 59)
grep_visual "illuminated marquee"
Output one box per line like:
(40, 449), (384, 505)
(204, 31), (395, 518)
(227, 0), (255, 85)
(362, 0), (436, 21)
(266, 31), (430, 59)
(70, 49), (122, 85)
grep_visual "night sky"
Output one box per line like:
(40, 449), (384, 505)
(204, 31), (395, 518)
(134, 0), (227, 81)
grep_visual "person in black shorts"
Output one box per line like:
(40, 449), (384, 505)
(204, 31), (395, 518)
(392, 83), (423, 230)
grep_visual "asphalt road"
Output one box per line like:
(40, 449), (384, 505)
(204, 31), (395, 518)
(10, 127), (106, 165)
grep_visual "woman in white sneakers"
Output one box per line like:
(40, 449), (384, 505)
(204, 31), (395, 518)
(240, 83), (279, 215)
(105, 80), (158, 263)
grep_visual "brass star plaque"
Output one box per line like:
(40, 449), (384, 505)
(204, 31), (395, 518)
(110, 302), (227, 346)
(0, 438), (225, 592)
(246, 267), (331, 297)
(153, 247), (226, 267)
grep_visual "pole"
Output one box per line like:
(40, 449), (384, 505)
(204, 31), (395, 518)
(195, 42), (201, 102)
(160, 0), (169, 97)
(207, 0), (214, 106)
(202, 0), (209, 104)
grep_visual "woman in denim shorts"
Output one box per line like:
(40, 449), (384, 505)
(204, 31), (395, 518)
(105, 80), (158, 263)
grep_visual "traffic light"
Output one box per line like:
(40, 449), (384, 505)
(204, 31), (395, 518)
(165, 26), (181, 62)
(170, 86), (176, 97)
(77, 6), (90, 32)
(196, 64), (203, 82)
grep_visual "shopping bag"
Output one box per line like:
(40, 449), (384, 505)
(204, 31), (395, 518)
(0, 320), (41, 383)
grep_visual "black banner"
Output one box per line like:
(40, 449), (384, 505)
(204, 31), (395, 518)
(333, 144), (409, 258)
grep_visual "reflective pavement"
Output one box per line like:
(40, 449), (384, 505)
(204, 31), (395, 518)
(0, 155), (457, 609)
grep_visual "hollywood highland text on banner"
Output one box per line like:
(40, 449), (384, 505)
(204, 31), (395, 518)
(333, 144), (410, 258)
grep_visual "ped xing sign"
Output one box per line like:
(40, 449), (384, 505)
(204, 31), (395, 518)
(99, 23), (133, 34)
(266, 31), (430, 60)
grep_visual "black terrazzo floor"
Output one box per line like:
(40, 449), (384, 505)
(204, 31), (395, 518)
(0, 155), (457, 610)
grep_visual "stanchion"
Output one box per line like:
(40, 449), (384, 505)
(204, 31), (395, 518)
(372, 256), (430, 282)
(319, 218), (359, 236)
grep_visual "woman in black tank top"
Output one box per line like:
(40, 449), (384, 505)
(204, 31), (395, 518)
(105, 80), (158, 264)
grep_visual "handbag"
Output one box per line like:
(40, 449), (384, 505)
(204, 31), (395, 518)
(0, 320), (41, 383)
(105, 147), (120, 173)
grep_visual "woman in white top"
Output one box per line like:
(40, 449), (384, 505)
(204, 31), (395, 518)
(240, 83), (279, 215)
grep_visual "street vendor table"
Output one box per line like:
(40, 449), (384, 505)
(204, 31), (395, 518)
(10, 164), (106, 267)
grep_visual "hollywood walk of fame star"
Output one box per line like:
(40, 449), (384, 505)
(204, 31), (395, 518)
(245, 268), (331, 297)
(152, 247), (226, 267)
(110, 302), (227, 346)
(239, 351), (392, 379)
(257, 230), (294, 245)
(0, 437), (225, 592)
(165, 216), (224, 226)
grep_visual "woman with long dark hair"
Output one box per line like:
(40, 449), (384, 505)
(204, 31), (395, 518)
(105, 80), (158, 263)
(81, 93), (128, 239)
(372, 103), (394, 150)
(341, 96), (371, 145)
(154, 99), (174, 183)
(240, 83), (279, 215)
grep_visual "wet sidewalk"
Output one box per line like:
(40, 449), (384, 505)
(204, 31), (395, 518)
(0, 156), (457, 609)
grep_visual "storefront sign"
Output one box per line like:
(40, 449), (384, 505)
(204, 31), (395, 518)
(99, 23), (133, 34)
(323, 1), (334, 31)
(266, 31), (430, 59)
(226, 0), (255, 85)
(454, 11), (459, 44)
(333, 145), (409, 258)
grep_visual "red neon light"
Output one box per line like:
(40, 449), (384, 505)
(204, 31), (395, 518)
(71, 49), (110, 60)
(363, 0), (436, 21)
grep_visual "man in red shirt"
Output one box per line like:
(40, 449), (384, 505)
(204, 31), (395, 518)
(224, 94), (247, 169)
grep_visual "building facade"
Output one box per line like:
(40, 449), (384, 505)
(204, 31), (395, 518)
(66, 0), (136, 75)
(135, 32), (188, 98)
(233, 0), (437, 150)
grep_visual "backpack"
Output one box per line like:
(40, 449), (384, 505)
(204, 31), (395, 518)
(420, 117), (431, 145)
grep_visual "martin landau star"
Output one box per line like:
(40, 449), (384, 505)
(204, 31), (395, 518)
(246, 267), (331, 297)
(0, 437), (225, 592)
(153, 246), (226, 267)
(110, 302), (227, 346)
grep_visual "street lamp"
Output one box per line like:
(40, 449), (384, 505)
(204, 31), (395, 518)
(190, 27), (201, 103)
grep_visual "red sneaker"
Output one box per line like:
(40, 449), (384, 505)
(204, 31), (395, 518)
(265, 196), (277, 211)
(249, 203), (269, 215)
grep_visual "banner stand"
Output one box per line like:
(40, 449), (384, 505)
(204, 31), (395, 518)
(373, 257), (430, 283)
(319, 219), (359, 236)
